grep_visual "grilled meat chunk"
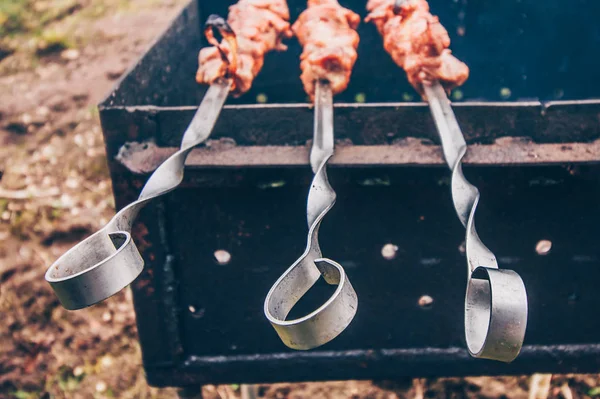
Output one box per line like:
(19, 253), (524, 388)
(293, 0), (360, 99)
(196, 0), (292, 96)
(366, 0), (469, 97)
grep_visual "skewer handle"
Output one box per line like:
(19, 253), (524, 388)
(45, 80), (231, 310)
(424, 81), (527, 363)
(264, 80), (357, 350)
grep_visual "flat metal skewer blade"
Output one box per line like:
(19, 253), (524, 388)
(423, 81), (466, 169)
(311, 81), (334, 173)
(140, 79), (231, 200)
(182, 79), (232, 148)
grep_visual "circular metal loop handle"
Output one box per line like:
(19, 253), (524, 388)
(264, 255), (358, 350)
(465, 267), (528, 362)
(453, 149), (529, 362)
(45, 230), (143, 310)
(265, 144), (358, 350)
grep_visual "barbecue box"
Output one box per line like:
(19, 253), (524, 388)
(98, 0), (600, 387)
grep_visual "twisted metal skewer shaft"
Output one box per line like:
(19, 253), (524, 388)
(45, 80), (231, 310)
(264, 82), (358, 350)
(424, 81), (528, 362)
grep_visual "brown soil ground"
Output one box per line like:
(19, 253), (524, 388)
(0, 1), (599, 398)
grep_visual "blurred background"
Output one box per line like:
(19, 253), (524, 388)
(0, 0), (599, 398)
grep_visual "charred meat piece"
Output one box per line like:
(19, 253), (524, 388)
(366, 0), (469, 97)
(293, 0), (360, 99)
(196, 0), (293, 96)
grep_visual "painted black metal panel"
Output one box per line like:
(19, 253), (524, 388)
(169, 166), (600, 357)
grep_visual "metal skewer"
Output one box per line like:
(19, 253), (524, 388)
(45, 17), (235, 310)
(264, 81), (358, 350)
(423, 81), (528, 362)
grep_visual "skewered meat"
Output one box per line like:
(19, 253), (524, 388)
(196, 0), (293, 96)
(293, 0), (360, 99)
(366, 0), (469, 97)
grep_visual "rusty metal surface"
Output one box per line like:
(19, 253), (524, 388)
(130, 163), (600, 385)
(146, 343), (600, 386)
(114, 140), (600, 172)
(107, 162), (600, 384)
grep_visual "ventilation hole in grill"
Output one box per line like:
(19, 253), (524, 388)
(381, 243), (398, 260)
(452, 89), (464, 101)
(256, 93), (268, 103)
(188, 305), (205, 318)
(500, 87), (512, 99)
(535, 239), (552, 255)
(214, 249), (231, 265)
(418, 295), (434, 309)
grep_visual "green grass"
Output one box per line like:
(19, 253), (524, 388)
(0, 0), (82, 63)
(35, 28), (74, 54)
(0, 0), (81, 36)
(0, 0), (31, 36)
(0, 0), (139, 63)
(56, 365), (86, 392)
(11, 390), (41, 399)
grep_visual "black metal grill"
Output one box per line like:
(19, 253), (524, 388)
(99, 0), (600, 387)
